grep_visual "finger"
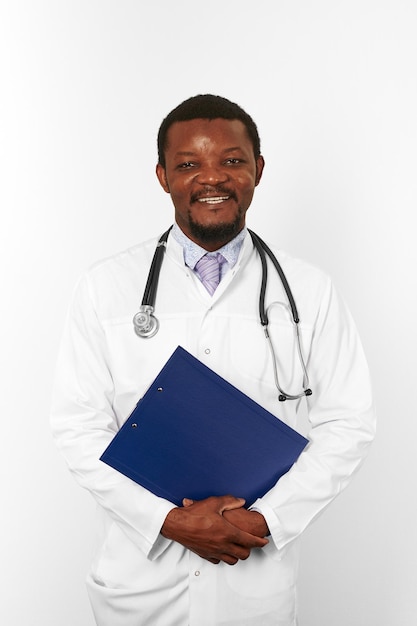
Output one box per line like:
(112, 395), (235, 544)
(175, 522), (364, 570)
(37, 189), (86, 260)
(220, 553), (239, 566)
(240, 533), (269, 549)
(229, 544), (251, 561)
(227, 525), (269, 550)
(182, 498), (194, 507)
(217, 495), (246, 514)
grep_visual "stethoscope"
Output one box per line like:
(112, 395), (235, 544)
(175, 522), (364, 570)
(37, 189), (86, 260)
(133, 226), (312, 402)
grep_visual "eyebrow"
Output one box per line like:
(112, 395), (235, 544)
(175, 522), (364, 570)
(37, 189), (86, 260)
(174, 147), (244, 157)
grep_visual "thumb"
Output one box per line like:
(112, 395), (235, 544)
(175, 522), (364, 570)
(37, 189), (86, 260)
(182, 498), (194, 507)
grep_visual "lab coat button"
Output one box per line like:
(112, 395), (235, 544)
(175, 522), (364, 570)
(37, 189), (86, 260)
(194, 570), (200, 577)
(204, 348), (211, 355)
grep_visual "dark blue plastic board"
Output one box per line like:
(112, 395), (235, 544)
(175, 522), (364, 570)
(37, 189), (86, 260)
(100, 346), (308, 507)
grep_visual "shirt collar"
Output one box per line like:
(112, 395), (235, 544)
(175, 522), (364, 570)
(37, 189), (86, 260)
(171, 222), (247, 270)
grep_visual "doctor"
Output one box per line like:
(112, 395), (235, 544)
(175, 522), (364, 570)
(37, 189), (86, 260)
(51, 94), (375, 626)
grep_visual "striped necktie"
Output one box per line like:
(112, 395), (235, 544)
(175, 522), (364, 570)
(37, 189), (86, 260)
(195, 253), (225, 295)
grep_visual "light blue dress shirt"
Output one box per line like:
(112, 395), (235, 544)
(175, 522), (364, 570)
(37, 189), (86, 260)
(171, 222), (246, 283)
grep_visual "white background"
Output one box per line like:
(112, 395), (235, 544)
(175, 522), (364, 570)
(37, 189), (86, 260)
(1, 1), (416, 624)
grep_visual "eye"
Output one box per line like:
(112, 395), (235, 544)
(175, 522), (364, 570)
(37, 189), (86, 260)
(177, 161), (195, 169)
(225, 158), (243, 165)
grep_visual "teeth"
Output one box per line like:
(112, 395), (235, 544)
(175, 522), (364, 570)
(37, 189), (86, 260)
(198, 196), (229, 204)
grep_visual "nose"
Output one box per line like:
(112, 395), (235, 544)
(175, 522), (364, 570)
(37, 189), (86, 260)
(196, 162), (228, 186)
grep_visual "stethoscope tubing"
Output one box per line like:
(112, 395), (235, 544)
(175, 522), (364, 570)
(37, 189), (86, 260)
(248, 230), (299, 325)
(140, 226), (172, 308)
(133, 226), (312, 401)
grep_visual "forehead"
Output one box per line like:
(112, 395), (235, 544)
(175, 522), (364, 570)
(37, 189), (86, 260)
(165, 118), (253, 155)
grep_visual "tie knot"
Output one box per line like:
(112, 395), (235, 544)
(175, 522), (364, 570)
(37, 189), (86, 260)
(195, 253), (225, 295)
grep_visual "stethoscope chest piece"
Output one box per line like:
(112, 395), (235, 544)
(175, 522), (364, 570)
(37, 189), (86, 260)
(132, 227), (172, 339)
(133, 305), (159, 339)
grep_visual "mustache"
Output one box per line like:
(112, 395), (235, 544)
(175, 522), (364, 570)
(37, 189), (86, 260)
(190, 186), (237, 204)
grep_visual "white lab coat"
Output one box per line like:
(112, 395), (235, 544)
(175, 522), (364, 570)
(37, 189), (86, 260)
(51, 232), (375, 626)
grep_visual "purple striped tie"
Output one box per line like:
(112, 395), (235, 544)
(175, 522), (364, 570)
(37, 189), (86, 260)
(195, 253), (225, 295)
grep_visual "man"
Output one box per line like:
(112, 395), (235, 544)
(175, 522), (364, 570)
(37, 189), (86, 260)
(51, 95), (375, 625)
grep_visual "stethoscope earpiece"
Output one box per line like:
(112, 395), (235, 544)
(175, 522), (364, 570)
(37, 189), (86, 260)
(279, 388), (312, 402)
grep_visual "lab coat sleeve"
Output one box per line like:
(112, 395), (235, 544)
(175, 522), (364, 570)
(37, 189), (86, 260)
(50, 273), (176, 560)
(251, 277), (376, 556)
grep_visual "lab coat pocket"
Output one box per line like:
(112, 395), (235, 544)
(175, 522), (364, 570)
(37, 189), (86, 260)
(224, 539), (300, 600)
(90, 520), (130, 589)
(91, 519), (165, 591)
(229, 317), (273, 385)
(231, 313), (313, 395)
(230, 318), (296, 384)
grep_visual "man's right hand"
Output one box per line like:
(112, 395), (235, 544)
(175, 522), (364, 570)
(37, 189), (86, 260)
(160, 495), (269, 565)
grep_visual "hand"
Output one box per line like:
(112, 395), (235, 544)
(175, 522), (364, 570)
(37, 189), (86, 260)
(184, 498), (269, 538)
(161, 495), (269, 565)
(222, 507), (269, 538)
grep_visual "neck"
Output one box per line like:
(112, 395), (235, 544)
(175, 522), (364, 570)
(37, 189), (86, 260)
(181, 222), (246, 252)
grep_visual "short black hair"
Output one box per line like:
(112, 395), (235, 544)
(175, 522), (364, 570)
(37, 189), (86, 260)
(157, 94), (261, 168)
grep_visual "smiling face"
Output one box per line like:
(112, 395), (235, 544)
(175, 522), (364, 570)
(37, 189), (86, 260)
(156, 118), (265, 251)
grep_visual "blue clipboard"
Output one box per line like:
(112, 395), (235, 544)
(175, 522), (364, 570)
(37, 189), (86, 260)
(100, 346), (308, 507)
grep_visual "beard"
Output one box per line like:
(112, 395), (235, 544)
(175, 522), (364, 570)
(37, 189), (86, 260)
(187, 206), (244, 246)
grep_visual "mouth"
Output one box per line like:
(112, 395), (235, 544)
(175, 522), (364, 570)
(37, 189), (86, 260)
(197, 196), (231, 205)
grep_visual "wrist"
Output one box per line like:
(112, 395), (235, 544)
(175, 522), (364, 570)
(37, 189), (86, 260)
(160, 507), (181, 540)
(249, 511), (269, 537)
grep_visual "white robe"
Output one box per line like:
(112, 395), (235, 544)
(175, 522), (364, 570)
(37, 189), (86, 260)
(51, 232), (375, 625)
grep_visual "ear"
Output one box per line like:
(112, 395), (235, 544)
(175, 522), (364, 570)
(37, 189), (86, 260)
(255, 155), (265, 186)
(156, 163), (170, 193)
